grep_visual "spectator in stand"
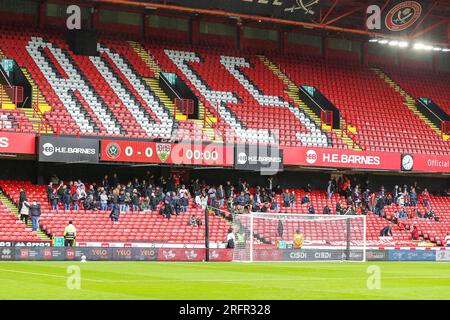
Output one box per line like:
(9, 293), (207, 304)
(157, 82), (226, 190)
(18, 188), (26, 212)
(282, 189), (290, 207)
(336, 200), (343, 215)
(46, 183), (53, 203)
(445, 233), (450, 247)
(301, 193), (310, 205)
(411, 226), (420, 241)
(421, 188), (431, 209)
(29, 200), (41, 232)
(395, 206), (408, 219)
(393, 185), (400, 204)
(206, 186), (216, 207)
(160, 199), (173, 220)
(57, 181), (65, 204)
(424, 209), (439, 221)
(100, 191), (108, 211)
(410, 187), (418, 207)
(216, 185), (225, 208)
(326, 180), (334, 199)
(20, 199), (30, 225)
(380, 225), (393, 237)
(141, 196), (150, 211)
(289, 191), (296, 208)
(189, 215), (197, 227)
(323, 205), (331, 215)
(304, 183), (312, 193)
(132, 189), (141, 212)
(49, 190), (58, 210)
(63, 189), (72, 211)
(308, 205), (315, 215)
(110, 204), (120, 222)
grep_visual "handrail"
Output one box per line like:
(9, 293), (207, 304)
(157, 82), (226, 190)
(159, 72), (181, 100)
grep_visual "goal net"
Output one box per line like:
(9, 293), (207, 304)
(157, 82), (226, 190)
(232, 213), (366, 262)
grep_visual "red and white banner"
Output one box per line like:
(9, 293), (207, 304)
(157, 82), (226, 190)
(283, 147), (401, 170)
(100, 139), (234, 167)
(0, 132), (35, 154)
(412, 154), (450, 173)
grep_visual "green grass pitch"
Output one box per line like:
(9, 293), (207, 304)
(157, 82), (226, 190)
(0, 261), (449, 299)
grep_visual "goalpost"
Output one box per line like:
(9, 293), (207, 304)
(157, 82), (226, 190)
(232, 213), (367, 263)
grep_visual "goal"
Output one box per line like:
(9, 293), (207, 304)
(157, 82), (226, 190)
(232, 213), (366, 262)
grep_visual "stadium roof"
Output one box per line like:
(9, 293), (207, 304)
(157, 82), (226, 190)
(90, 0), (450, 45)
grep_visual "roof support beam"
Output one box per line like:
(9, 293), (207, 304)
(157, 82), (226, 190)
(320, 0), (339, 24)
(324, 6), (365, 26)
(92, 0), (450, 46)
(411, 19), (448, 40)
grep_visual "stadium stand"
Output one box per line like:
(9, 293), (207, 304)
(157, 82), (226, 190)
(0, 180), (230, 244)
(270, 54), (450, 155)
(0, 179), (448, 247)
(383, 67), (450, 114)
(0, 26), (448, 155)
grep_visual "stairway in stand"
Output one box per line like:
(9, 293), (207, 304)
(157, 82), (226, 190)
(258, 55), (362, 150)
(0, 192), (51, 241)
(128, 41), (161, 77)
(130, 41), (221, 143)
(372, 67), (448, 141)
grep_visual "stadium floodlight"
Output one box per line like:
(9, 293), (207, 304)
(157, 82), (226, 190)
(443, 48), (450, 52)
(424, 45), (433, 51)
(378, 39), (389, 44)
(369, 38), (379, 43)
(413, 43), (425, 50)
(232, 213), (367, 263)
(398, 41), (409, 48)
(388, 40), (399, 46)
(433, 47), (443, 51)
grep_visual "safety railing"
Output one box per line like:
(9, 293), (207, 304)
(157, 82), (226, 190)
(174, 98), (194, 119)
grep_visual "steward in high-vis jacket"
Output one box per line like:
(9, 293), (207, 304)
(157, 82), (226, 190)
(64, 221), (77, 247)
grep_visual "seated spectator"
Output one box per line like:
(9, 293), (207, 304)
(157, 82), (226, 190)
(445, 233), (450, 247)
(189, 215), (197, 227)
(380, 225), (393, 237)
(308, 205), (315, 215)
(301, 194), (310, 205)
(411, 226), (420, 240)
(322, 205), (331, 215)
(424, 210), (439, 221)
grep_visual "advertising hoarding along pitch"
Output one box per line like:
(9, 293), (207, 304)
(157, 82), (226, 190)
(100, 139), (234, 167)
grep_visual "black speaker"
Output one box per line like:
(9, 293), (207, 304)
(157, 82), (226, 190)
(66, 29), (98, 56)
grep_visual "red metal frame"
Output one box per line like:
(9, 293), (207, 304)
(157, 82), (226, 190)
(174, 98), (194, 118)
(320, 110), (333, 129)
(442, 121), (450, 136)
